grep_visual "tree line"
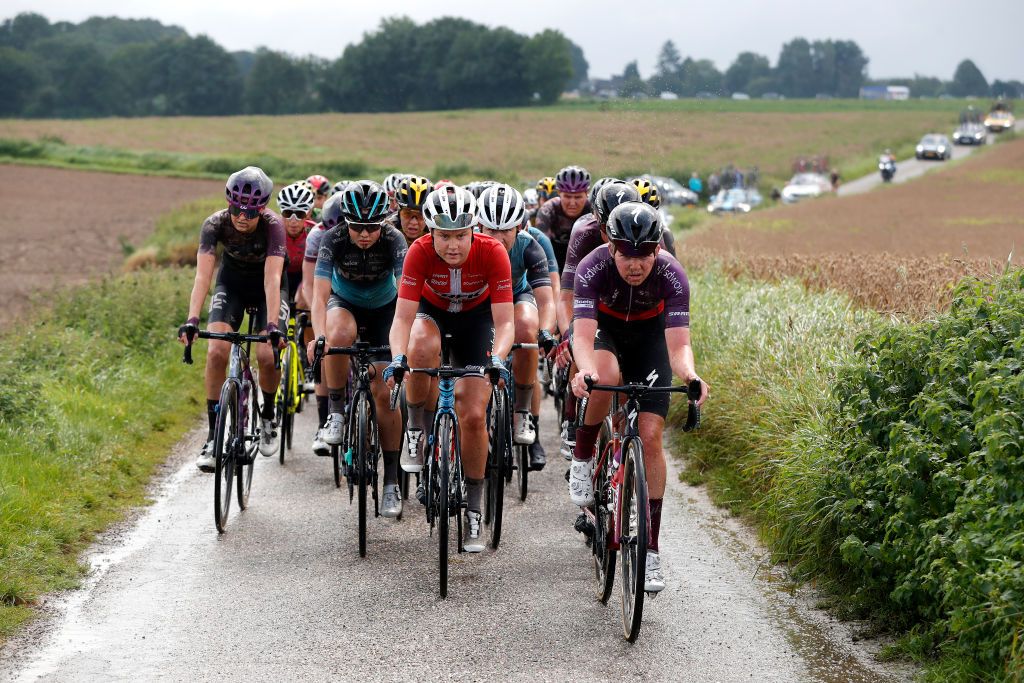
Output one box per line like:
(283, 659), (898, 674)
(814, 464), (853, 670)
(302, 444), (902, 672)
(0, 13), (588, 118)
(613, 39), (1021, 100)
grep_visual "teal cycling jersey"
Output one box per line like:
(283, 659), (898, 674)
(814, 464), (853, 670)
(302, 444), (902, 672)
(526, 226), (558, 274)
(314, 224), (407, 309)
(510, 231), (551, 295)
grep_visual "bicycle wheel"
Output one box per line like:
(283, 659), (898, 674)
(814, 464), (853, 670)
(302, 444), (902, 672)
(516, 443), (529, 502)
(485, 389), (506, 549)
(213, 381), (238, 533)
(332, 444), (342, 488)
(355, 393), (370, 558)
(593, 431), (616, 604)
(277, 346), (292, 464)
(436, 413), (454, 598)
(236, 378), (257, 510)
(619, 437), (649, 642)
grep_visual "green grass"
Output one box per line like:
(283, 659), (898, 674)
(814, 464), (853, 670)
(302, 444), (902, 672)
(0, 267), (205, 640)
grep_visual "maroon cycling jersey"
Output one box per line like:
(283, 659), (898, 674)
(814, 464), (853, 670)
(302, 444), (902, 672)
(562, 214), (678, 290)
(198, 209), (287, 276)
(534, 196), (592, 249)
(573, 245), (690, 328)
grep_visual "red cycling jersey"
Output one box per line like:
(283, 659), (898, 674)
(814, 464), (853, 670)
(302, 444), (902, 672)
(398, 233), (513, 312)
(285, 219), (316, 274)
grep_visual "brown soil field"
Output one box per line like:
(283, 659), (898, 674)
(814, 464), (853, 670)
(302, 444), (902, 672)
(0, 165), (219, 324)
(685, 138), (1024, 316)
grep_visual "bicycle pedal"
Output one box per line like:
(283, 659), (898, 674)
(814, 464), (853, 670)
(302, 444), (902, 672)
(573, 512), (595, 538)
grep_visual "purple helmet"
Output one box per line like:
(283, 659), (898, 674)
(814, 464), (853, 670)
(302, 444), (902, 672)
(225, 166), (273, 207)
(555, 165), (590, 194)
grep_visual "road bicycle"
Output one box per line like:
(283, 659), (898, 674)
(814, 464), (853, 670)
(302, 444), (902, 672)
(575, 376), (701, 641)
(275, 305), (313, 464)
(390, 334), (500, 597)
(312, 337), (394, 557)
(499, 342), (540, 503)
(182, 309), (277, 533)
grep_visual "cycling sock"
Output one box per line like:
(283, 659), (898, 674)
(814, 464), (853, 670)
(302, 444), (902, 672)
(408, 401), (428, 432)
(261, 391), (275, 419)
(316, 395), (328, 427)
(466, 477), (485, 513)
(573, 422), (601, 461)
(328, 387), (344, 414)
(383, 450), (400, 486)
(649, 498), (663, 553)
(206, 400), (218, 439)
(514, 383), (533, 413)
(564, 393), (577, 423)
(531, 413), (540, 434)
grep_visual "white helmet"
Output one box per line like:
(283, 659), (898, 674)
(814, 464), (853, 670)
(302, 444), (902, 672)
(523, 187), (539, 207)
(477, 184), (526, 231)
(383, 173), (406, 196)
(422, 186), (477, 231)
(277, 182), (315, 214)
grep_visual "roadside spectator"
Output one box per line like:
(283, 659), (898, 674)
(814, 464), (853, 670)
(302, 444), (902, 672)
(829, 168), (840, 191)
(733, 164), (743, 189)
(708, 172), (720, 197)
(688, 172), (703, 197)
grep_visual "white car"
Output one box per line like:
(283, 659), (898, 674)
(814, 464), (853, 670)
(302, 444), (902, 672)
(780, 173), (831, 204)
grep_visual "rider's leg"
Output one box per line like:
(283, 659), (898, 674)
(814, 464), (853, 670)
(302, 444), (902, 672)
(324, 306), (357, 414)
(405, 316), (441, 433)
(573, 350), (619, 460)
(512, 300), (539, 443)
(639, 413), (667, 551)
(454, 376), (490, 514)
(370, 365), (402, 485)
(203, 323), (232, 439)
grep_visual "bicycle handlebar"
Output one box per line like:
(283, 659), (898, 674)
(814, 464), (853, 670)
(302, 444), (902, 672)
(181, 330), (275, 366)
(578, 376), (703, 431)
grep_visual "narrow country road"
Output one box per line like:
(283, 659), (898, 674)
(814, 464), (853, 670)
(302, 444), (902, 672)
(838, 119), (1024, 197)
(2, 400), (909, 682)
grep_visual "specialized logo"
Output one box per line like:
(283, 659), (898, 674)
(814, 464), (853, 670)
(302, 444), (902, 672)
(632, 206), (643, 223)
(646, 369), (659, 387)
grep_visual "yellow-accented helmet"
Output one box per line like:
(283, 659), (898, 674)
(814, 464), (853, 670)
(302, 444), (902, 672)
(395, 175), (434, 210)
(536, 176), (558, 200)
(631, 178), (661, 209)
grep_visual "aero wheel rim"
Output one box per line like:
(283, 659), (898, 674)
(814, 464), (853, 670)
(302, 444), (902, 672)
(213, 386), (237, 533)
(619, 445), (647, 641)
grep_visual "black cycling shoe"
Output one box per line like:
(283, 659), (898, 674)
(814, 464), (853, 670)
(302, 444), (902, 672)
(529, 439), (546, 471)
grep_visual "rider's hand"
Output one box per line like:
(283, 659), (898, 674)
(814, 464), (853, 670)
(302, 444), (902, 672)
(266, 323), (284, 349)
(688, 374), (710, 407)
(486, 353), (510, 388)
(571, 370), (598, 399)
(554, 337), (573, 369)
(306, 339), (317, 364)
(383, 354), (408, 389)
(538, 329), (556, 355)
(177, 317), (199, 345)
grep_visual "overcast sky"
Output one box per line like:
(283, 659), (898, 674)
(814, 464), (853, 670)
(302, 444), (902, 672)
(7, 1), (1024, 82)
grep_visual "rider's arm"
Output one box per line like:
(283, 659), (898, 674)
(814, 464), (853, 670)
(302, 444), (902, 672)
(557, 289), (574, 335)
(311, 275), (331, 339)
(263, 255), (285, 330)
(491, 301), (515, 359)
(571, 317), (597, 376)
(187, 252), (217, 321)
(534, 285), (555, 333)
(389, 298), (418, 358)
(666, 327), (697, 383)
(299, 258), (315, 308)
(391, 239), (427, 358)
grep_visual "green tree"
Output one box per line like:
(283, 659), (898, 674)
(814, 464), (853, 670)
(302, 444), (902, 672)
(0, 12), (53, 50)
(950, 59), (988, 97)
(566, 40), (589, 90)
(618, 60), (649, 98)
(724, 51), (770, 94)
(524, 29), (573, 104)
(244, 49), (311, 114)
(832, 40), (868, 97)
(991, 79), (1023, 98)
(0, 46), (43, 115)
(680, 58), (723, 96)
(776, 38), (814, 97)
(650, 40), (683, 95)
(28, 37), (121, 117)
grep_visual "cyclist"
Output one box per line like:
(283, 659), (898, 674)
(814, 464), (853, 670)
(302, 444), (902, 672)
(177, 166), (287, 471)
(383, 173), (406, 211)
(522, 219), (560, 467)
(476, 185), (556, 470)
(383, 186), (514, 553)
(569, 201), (709, 592)
(278, 182), (317, 308)
(303, 214), (332, 456)
(523, 187), (540, 223)
(309, 181), (408, 518)
(306, 174), (331, 220)
(536, 176), (558, 210)
(394, 175), (433, 246)
(534, 165), (591, 270)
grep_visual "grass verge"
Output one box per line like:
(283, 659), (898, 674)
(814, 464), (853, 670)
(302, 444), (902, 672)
(0, 267), (203, 640)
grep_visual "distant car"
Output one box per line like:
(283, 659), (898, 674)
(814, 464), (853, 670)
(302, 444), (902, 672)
(638, 174), (698, 206)
(707, 188), (763, 214)
(953, 122), (987, 145)
(984, 109), (1015, 133)
(915, 134), (952, 160)
(780, 173), (831, 204)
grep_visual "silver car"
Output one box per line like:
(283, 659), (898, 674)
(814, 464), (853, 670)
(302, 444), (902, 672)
(915, 134), (952, 161)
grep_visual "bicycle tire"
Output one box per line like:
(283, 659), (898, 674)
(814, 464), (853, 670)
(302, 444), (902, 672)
(593, 430), (616, 604)
(356, 392), (370, 558)
(278, 347), (292, 465)
(332, 444), (341, 488)
(437, 413), (453, 598)
(516, 443), (528, 502)
(236, 378), (257, 510)
(485, 388), (506, 549)
(619, 437), (649, 642)
(213, 381), (237, 533)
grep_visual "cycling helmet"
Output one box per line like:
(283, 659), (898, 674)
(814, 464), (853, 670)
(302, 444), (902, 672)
(306, 174), (331, 196)
(631, 178), (661, 209)
(555, 165), (590, 194)
(422, 186), (477, 231)
(589, 176), (625, 206)
(277, 182), (315, 214)
(383, 173), (406, 196)
(298, 179), (315, 194)
(605, 202), (662, 256)
(337, 180), (392, 224)
(332, 179), (352, 195)
(395, 175), (433, 210)
(594, 182), (641, 225)
(523, 188), (539, 207)
(226, 166), (273, 207)
(477, 184), (526, 231)
(536, 177), (558, 199)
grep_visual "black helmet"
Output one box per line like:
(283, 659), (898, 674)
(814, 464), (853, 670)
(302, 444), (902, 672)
(594, 182), (640, 224)
(463, 181), (495, 200)
(225, 166), (273, 207)
(395, 175), (433, 210)
(337, 180), (392, 224)
(588, 176), (625, 206)
(605, 202), (662, 256)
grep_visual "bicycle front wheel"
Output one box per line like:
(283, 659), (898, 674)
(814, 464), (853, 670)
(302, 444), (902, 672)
(619, 437), (649, 642)
(355, 393), (370, 558)
(593, 428), (616, 604)
(485, 389), (507, 549)
(277, 346), (293, 465)
(237, 378), (258, 510)
(213, 381), (238, 533)
(436, 413), (455, 598)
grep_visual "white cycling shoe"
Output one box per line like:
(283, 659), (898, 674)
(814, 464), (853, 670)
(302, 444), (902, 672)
(513, 411), (536, 445)
(311, 429), (330, 457)
(322, 413), (344, 446)
(464, 511), (485, 553)
(259, 418), (277, 457)
(402, 429), (425, 473)
(645, 551), (666, 593)
(196, 440), (215, 473)
(568, 457), (595, 507)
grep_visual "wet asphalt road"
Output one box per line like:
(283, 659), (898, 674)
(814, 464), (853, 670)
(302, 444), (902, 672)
(2, 399), (907, 682)
(838, 120), (1024, 197)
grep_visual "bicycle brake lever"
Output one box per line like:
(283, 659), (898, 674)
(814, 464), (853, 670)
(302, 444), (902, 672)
(183, 343), (193, 365)
(389, 383), (402, 411)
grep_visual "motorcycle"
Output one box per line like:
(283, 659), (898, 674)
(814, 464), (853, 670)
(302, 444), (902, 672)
(878, 159), (896, 183)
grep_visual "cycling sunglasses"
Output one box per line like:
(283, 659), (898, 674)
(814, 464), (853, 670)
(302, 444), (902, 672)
(228, 203), (261, 219)
(433, 213), (475, 230)
(611, 239), (659, 257)
(281, 209), (309, 220)
(348, 220), (385, 235)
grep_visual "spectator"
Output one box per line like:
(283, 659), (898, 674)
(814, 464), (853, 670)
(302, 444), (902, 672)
(708, 172), (720, 197)
(688, 172), (703, 197)
(829, 168), (840, 191)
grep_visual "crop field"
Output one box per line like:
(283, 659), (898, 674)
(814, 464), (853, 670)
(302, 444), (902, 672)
(0, 99), (978, 187)
(684, 136), (1024, 316)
